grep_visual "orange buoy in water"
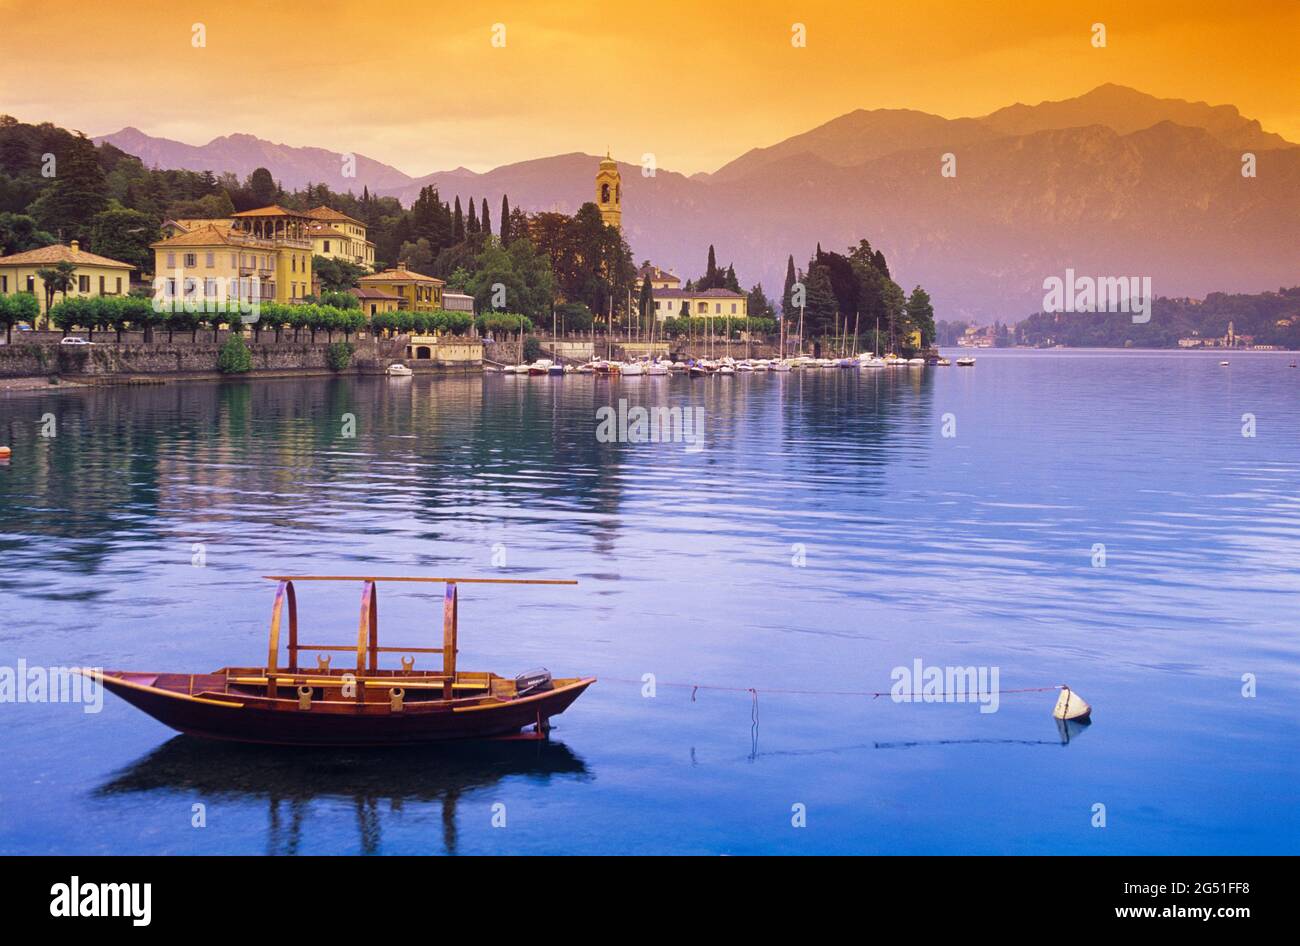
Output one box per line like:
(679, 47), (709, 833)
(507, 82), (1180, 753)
(0, 446), (11, 459)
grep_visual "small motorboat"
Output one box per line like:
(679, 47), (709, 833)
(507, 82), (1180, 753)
(737, 361), (754, 372)
(859, 356), (886, 369)
(576, 363), (596, 374)
(907, 357), (925, 366)
(646, 361), (670, 376)
(84, 576), (594, 747)
(386, 363), (413, 377)
(528, 359), (553, 376)
(956, 357), (976, 367)
(718, 363), (736, 375)
(548, 363), (565, 376)
(621, 361), (645, 376)
(771, 359), (792, 372)
(754, 360), (770, 372)
(1219, 360), (1230, 366)
(936, 358), (951, 366)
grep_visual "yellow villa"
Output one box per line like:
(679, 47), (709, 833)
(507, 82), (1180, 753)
(350, 285), (400, 317)
(306, 206), (374, 271)
(0, 241), (135, 323)
(637, 263), (680, 291)
(358, 262), (444, 312)
(151, 206), (314, 306)
(650, 287), (747, 322)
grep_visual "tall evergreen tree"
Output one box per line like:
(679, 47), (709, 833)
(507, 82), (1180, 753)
(500, 194), (511, 244)
(781, 254), (797, 314)
(467, 196), (478, 234)
(452, 197), (464, 241)
(803, 264), (838, 338)
(905, 286), (936, 346)
(481, 198), (490, 238)
(32, 133), (107, 242)
(704, 245), (718, 288)
(724, 264), (740, 293)
(248, 167), (278, 206)
(638, 273), (654, 333)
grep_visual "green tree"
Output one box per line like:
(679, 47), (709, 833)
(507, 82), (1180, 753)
(0, 291), (39, 343)
(0, 212), (54, 254)
(313, 255), (366, 291)
(217, 332), (253, 373)
(781, 254), (797, 315)
(35, 260), (77, 322)
(89, 208), (156, 272)
(637, 274), (653, 333)
(803, 265), (837, 338)
(326, 340), (355, 371)
(499, 194), (511, 244)
(247, 167), (278, 206)
(905, 286), (936, 346)
(31, 133), (108, 242)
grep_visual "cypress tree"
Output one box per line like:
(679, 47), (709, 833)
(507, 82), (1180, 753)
(500, 194), (511, 244)
(781, 255), (797, 314)
(467, 196), (478, 233)
(481, 198), (491, 238)
(452, 197), (464, 241)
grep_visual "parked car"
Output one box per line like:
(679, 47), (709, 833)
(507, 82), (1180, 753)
(59, 336), (91, 346)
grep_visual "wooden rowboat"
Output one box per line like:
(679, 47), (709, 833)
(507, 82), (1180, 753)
(85, 576), (595, 747)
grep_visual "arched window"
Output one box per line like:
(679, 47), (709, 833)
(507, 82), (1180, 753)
(601, 183), (610, 203)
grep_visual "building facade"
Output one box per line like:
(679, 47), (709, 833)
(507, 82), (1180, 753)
(650, 287), (747, 322)
(306, 206), (375, 271)
(358, 262), (445, 312)
(151, 206), (314, 307)
(349, 286), (400, 317)
(0, 241), (135, 320)
(637, 263), (680, 291)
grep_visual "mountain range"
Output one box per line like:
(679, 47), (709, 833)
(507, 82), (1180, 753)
(96, 85), (1300, 322)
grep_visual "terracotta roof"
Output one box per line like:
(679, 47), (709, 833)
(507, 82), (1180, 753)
(307, 206), (363, 226)
(307, 226), (349, 240)
(230, 204), (311, 218)
(150, 224), (253, 249)
(0, 242), (135, 270)
(360, 266), (444, 285)
(349, 286), (399, 300)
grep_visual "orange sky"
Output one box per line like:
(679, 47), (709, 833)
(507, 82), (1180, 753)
(1, 0), (1295, 176)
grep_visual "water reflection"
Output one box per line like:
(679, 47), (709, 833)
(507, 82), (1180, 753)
(94, 735), (591, 855)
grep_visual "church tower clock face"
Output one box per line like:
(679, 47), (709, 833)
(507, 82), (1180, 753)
(596, 152), (622, 230)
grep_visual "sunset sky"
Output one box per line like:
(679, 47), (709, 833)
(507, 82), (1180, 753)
(1, 0), (1295, 176)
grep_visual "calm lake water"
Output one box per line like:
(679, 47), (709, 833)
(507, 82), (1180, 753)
(2, 349), (1298, 855)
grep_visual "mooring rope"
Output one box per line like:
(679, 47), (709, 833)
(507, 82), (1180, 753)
(601, 676), (1063, 701)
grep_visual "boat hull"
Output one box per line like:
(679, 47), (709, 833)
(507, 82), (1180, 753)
(91, 671), (595, 747)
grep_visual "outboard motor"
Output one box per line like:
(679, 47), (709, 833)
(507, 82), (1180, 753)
(515, 668), (553, 697)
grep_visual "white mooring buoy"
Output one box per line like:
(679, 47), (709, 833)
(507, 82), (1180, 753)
(1052, 686), (1092, 721)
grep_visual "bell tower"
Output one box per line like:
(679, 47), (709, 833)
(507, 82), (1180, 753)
(595, 152), (621, 230)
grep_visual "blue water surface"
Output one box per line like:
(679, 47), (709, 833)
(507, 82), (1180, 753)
(1, 349), (1297, 854)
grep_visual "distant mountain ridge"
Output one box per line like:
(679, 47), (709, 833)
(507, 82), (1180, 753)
(94, 86), (1300, 321)
(94, 126), (413, 191)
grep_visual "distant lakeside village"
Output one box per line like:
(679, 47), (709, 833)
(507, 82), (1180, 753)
(1, 116), (1297, 383)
